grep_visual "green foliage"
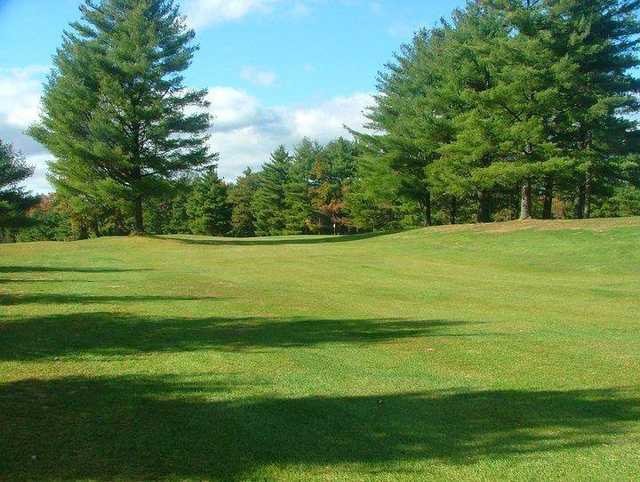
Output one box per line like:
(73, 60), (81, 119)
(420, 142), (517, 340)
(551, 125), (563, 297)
(352, 28), (449, 226)
(284, 139), (319, 234)
(187, 169), (231, 236)
(248, 138), (362, 236)
(252, 146), (292, 236)
(29, 0), (215, 233)
(228, 168), (259, 237)
(348, 0), (640, 226)
(0, 140), (37, 236)
(309, 138), (360, 233)
(593, 186), (640, 218)
(9, 0), (640, 242)
(14, 195), (74, 242)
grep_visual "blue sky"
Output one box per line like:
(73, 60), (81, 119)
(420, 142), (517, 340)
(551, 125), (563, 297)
(0, 0), (465, 192)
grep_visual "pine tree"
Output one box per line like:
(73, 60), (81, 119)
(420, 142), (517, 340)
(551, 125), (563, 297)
(442, 1), (565, 220)
(346, 154), (412, 231)
(351, 25), (460, 226)
(0, 140), (37, 237)
(349, 1), (640, 226)
(29, 0), (215, 234)
(251, 146), (292, 236)
(167, 189), (192, 234)
(284, 138), (319, 234)
(545, 0), (640, 218)
(228, 168), (259, 237)
(14, 195), (74, 242)
(310, 138), (359, 233)
(187, 168), (231, 236)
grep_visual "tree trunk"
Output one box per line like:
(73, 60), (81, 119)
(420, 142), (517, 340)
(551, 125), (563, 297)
(78, 223), (89, 240)
(422, 190), (432, 227)
(91, 220), (102, 238)
(584, 173), (592, 219)
(574, 183), (586, 219)
(477, 190), (492, 223)
(133, 196), (144, 234)
(542, 178), (553, 220)
(450, 197), (457, 225)
(519, 180), (532, 220)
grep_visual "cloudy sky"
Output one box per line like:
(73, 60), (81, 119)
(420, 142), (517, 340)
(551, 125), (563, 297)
(0, 0), (464, 193)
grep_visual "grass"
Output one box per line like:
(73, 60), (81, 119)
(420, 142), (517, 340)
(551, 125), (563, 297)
(1, 217), (639, 481)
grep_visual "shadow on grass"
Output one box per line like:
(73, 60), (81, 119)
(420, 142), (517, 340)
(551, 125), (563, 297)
(0, 313), (484, 360)
(1, 375), (638, 480)
(159, 231), (390, 246)
(0, 278), (76, 284)
(0, 266), (150, 274)
(0, 294), (221, 306)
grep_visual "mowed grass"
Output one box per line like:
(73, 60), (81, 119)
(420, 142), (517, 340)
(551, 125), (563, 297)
(1, 218), (639, 481)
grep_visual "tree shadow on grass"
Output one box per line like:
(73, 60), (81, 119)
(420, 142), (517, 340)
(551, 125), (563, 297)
(0, 278), (76, 284)
(0, 313), (486, 361)
(0, 293), (222, 306)
(0, 266), (150, 274)
(1, 375), (638, 481)
(158, 231), (390, 247)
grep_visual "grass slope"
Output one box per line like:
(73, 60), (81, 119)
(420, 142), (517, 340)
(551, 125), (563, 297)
(1, 218), (639, 481)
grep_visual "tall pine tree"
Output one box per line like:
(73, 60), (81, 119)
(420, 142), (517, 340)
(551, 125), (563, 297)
(546, 0), (640, 218)
(30, 0), (214, 234)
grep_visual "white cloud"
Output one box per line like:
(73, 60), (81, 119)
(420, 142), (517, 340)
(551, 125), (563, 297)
(207, 86), (373, 179)
(0, 66), (52, 193)
(23, 153), (54, 194)
(182, 0), (277, 29)
(182, 0), (333, 29)
(0, 66), (46, 128)
(288, 93), (372, 139)
(240, 66), (278, 87)
(207, 87), (264, 129)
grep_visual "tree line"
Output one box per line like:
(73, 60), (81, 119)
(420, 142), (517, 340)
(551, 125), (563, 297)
(2, 0), (640, 242)
(352, 0), (640, 227)
(14, 138), (362, 240)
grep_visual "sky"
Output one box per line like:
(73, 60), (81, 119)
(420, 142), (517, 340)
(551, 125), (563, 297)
(0, 0), (465, 193)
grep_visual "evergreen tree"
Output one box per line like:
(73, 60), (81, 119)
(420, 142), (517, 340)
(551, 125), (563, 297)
(310, 138), (359, 233)
(252, 146), (292, 236)
(545, 0), (640, 218)
(187, 168), (231, 236)
(167, 190), (192, 234)
(284, 138), (319, 234)
(144, 178), (193, 234)
(0, 140), (37, 237)
(229, 168), (259, 237)
(441, 1), (564, 220)
(346, 154), (407, 231)
(14, 195), (75, 242)
(30, 0), (215, 234)
(352, 27), (454, 227)
(350, 0), (639, 225)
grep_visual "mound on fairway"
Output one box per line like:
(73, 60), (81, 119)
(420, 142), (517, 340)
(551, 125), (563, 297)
(1, 218), (639, 481)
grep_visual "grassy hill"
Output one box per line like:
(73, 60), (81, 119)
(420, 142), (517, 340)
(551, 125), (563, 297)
(1, 218), (639, 481)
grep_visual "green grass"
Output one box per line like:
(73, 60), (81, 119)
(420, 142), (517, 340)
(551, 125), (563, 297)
(1, 218), (639, 481)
